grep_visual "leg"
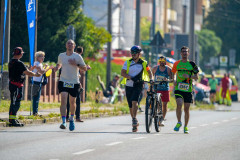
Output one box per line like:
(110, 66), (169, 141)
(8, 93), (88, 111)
(183, 103), (190, 127)
(162, 102), (168, 119)
(60, 92), (68, 117)
(132, 101), (138, 119)
(66, 93), (70, 120)
(32, 84), (42, 115)
(75, 92), (80, 119)
(69, 95), (76, 117)
(176, 98), (183, 122)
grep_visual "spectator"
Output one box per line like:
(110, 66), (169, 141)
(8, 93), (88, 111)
(200, 73), (208, 86)
(8, 47), (41, 126)
(32, 51), (54, 116)
(220, 73), (229, 105)
(208, 74), (218, 104)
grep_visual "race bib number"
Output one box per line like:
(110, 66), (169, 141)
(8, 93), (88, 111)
(155, 75), (164, 81)
(178, 83), (189, 91)
(63, 82), (74, 88)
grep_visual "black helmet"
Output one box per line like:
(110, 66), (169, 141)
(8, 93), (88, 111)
(130, 45), (142, 54)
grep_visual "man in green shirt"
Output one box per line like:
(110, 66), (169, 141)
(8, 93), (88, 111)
(172, 46), (199, 134)
(208, 74), (218, 104)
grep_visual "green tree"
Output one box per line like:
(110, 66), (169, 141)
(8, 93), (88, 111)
(140, 17), (163, 41)
(196, 29), (222, 68)
(204, 0), (240, 65)
(3, 0), (111, 62)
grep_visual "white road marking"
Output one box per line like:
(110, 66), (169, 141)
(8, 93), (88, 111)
(154, 134), (161, 136)
(132, 137), (147, 140)
(73, 149), (95, 155)
(200, 124), (209, 127)
(189, 127), (197, 129)
(222, 120), (229, 122)
(213, 122), (219, 125)
(49, 159), (59, 160)
(232, 117), (238, 120)
(106, 141), (123, 146)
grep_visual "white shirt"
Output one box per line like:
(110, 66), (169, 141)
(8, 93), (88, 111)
(33, 61), (43, 82)
(57, 52), (86, 84)
(229, 78), (232, 90)
(122, 60), (143, 87)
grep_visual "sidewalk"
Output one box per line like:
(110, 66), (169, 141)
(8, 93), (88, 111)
(0, 106), (118, 120)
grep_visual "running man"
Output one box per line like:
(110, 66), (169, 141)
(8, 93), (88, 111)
(121, 45), (153, 132)
(172, 46), (199, 134)
(53, 39), (90, 131)
(152, 56), (173, 126)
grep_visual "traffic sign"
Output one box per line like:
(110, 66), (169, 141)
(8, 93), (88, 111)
(220, 56), (228, 67)
(141, 40), (151, 46)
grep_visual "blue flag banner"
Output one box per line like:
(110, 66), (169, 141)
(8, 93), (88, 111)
(25, 0), (36, 66)
(1, 0), (8, 73)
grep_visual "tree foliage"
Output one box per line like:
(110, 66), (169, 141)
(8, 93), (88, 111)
(204, 0), (240, 65)
(3, 0), (111, 62)
(196, 29), (222, 68)
(140, 17), (163, 41)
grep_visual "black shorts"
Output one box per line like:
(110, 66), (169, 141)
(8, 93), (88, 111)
(174, 90), (193, 103)
(58, 81), (80, 97)
(210, 90), (216, 94)
(126, 86), (143, 108)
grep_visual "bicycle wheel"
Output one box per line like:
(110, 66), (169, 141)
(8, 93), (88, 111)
(154, 100), (161, 132)
(145, 95), (153, 133)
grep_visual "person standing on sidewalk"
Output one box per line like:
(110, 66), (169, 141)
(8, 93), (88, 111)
(208, 74), (218, 104)
(66, 46), (89, 122)
(8, 47), (42, 126)
(152, 56), (173, 126)
(220, 73), (230, 105)
(121, 45), (153, 132)
(53, 40), (89, 131)
(32, 51), (54, 116)
(172, 46), (199, 134)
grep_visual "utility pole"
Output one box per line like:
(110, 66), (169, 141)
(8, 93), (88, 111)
(189, 0), (195, 62)
(182, 3), (187, 33)
(135, 0), (141, 45)
(163, 0), (168, 33)
(106, 0), (112, 86)
(151, 0), (156, 66)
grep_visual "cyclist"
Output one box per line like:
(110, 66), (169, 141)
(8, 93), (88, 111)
(53, 39), (89, 131)
(172, 46), (199, 134)
(121, 45), (153, 132)
(152, 56), (173, 126)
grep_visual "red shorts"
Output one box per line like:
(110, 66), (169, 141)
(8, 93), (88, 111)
(157, 91), (170, 102)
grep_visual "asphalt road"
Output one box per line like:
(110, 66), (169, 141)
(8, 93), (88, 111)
(0, 103), (240, 160)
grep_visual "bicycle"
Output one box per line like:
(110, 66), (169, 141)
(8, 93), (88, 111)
(144, 79), (172, 133)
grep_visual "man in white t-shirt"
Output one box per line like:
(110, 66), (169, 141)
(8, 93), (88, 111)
(53, 39), (90, 131)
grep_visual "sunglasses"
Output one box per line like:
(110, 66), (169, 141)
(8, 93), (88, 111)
(158, 59), (166, 62)
(131, 52), (139, 55)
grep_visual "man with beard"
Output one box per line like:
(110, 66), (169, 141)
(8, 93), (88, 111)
(172, 46), (199, 134)
(121, 45), (153, 132)
(152, 56), (173, 126)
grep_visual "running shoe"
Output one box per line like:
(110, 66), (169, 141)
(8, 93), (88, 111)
(60, 123), (67, 129)
(69, 120), (75, 131)
(184, 126), (189, 134)
(132, 118), (139, 127)
(174, 122), (182, 131)
(132, 126), (138, 132)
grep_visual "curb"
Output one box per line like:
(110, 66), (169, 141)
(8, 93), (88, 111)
(0, 111), (129, 128)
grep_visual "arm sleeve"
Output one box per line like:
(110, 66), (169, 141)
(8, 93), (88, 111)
(172, 62), (178, 74)
(57, 54), (62, 65)
(122, 61), (127, 70)
(20, 62), (27, 72)
(190, 61), (199, 74)
(77, 54), (86, 66)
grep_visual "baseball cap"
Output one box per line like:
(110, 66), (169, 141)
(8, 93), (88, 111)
(13, 47), (24, 55)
